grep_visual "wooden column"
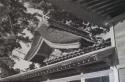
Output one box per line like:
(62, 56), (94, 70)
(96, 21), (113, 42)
(110, 66), (119, 82)
(81, 73), (85, 82)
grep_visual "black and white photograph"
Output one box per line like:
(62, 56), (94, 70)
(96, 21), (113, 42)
(0, 0), (125, 82)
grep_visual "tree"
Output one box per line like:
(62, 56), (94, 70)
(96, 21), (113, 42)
(0, 0), (39, 77)
(0, 58), (18, 78)
(0, 0), (39, 56)
(29, 63), (35, 70)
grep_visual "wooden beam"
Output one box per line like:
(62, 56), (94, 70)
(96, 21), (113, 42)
(108, 13), (125, 26)
(87, 0), (113, 9)
(85, 0), (102, 7)
(80, 0), (101, 9)
(47, 0), (108, 27)
(101, 6), (124, 17)
(97, 2), (125, 16)
(97, 4), (121, 15)
(93, 0), (121, 12)
(79, 0), (93, 4)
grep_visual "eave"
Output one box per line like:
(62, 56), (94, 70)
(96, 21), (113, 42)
(47, 0), (125, 27)
(0, 46), (115, 82)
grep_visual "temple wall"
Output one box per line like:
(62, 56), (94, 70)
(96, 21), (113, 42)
(114, 20), (125, 82)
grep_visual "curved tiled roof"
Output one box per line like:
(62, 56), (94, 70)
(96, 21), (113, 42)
(36, 23), (82, 44)
(24, 30), (81, 61)
(0, 46), (115, 82)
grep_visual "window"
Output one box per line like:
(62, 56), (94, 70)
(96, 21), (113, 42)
(70, 80), (81, 82)
(85, 76), (109, 82)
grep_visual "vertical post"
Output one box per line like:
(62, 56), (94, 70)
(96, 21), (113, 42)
(110, 26), (115, 47)
(81, 73), (85, 82)
(109, 69), (113, 82)
(110, 66), (119, 82)
(42, 79), (50, 82)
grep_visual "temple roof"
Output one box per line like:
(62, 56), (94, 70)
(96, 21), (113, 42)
(36, 23), (82, 44)
(24, 0), (121, 63)
(0, 46), (115, 81)
(24, 28), (82, 62)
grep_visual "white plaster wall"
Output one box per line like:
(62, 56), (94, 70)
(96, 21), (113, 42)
(114, 20), (125, 82)
(114, 20), (125, 67)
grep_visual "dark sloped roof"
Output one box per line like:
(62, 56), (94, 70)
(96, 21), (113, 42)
(0, 46), (115, 81)
(37, 23), (82, 44)
(24, 28), (82, 61)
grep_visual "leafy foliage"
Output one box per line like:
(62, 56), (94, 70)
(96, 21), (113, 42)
(0, 0), (39, 77)
(0, 0), (38, 57)
(28, 63), (35, 70)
